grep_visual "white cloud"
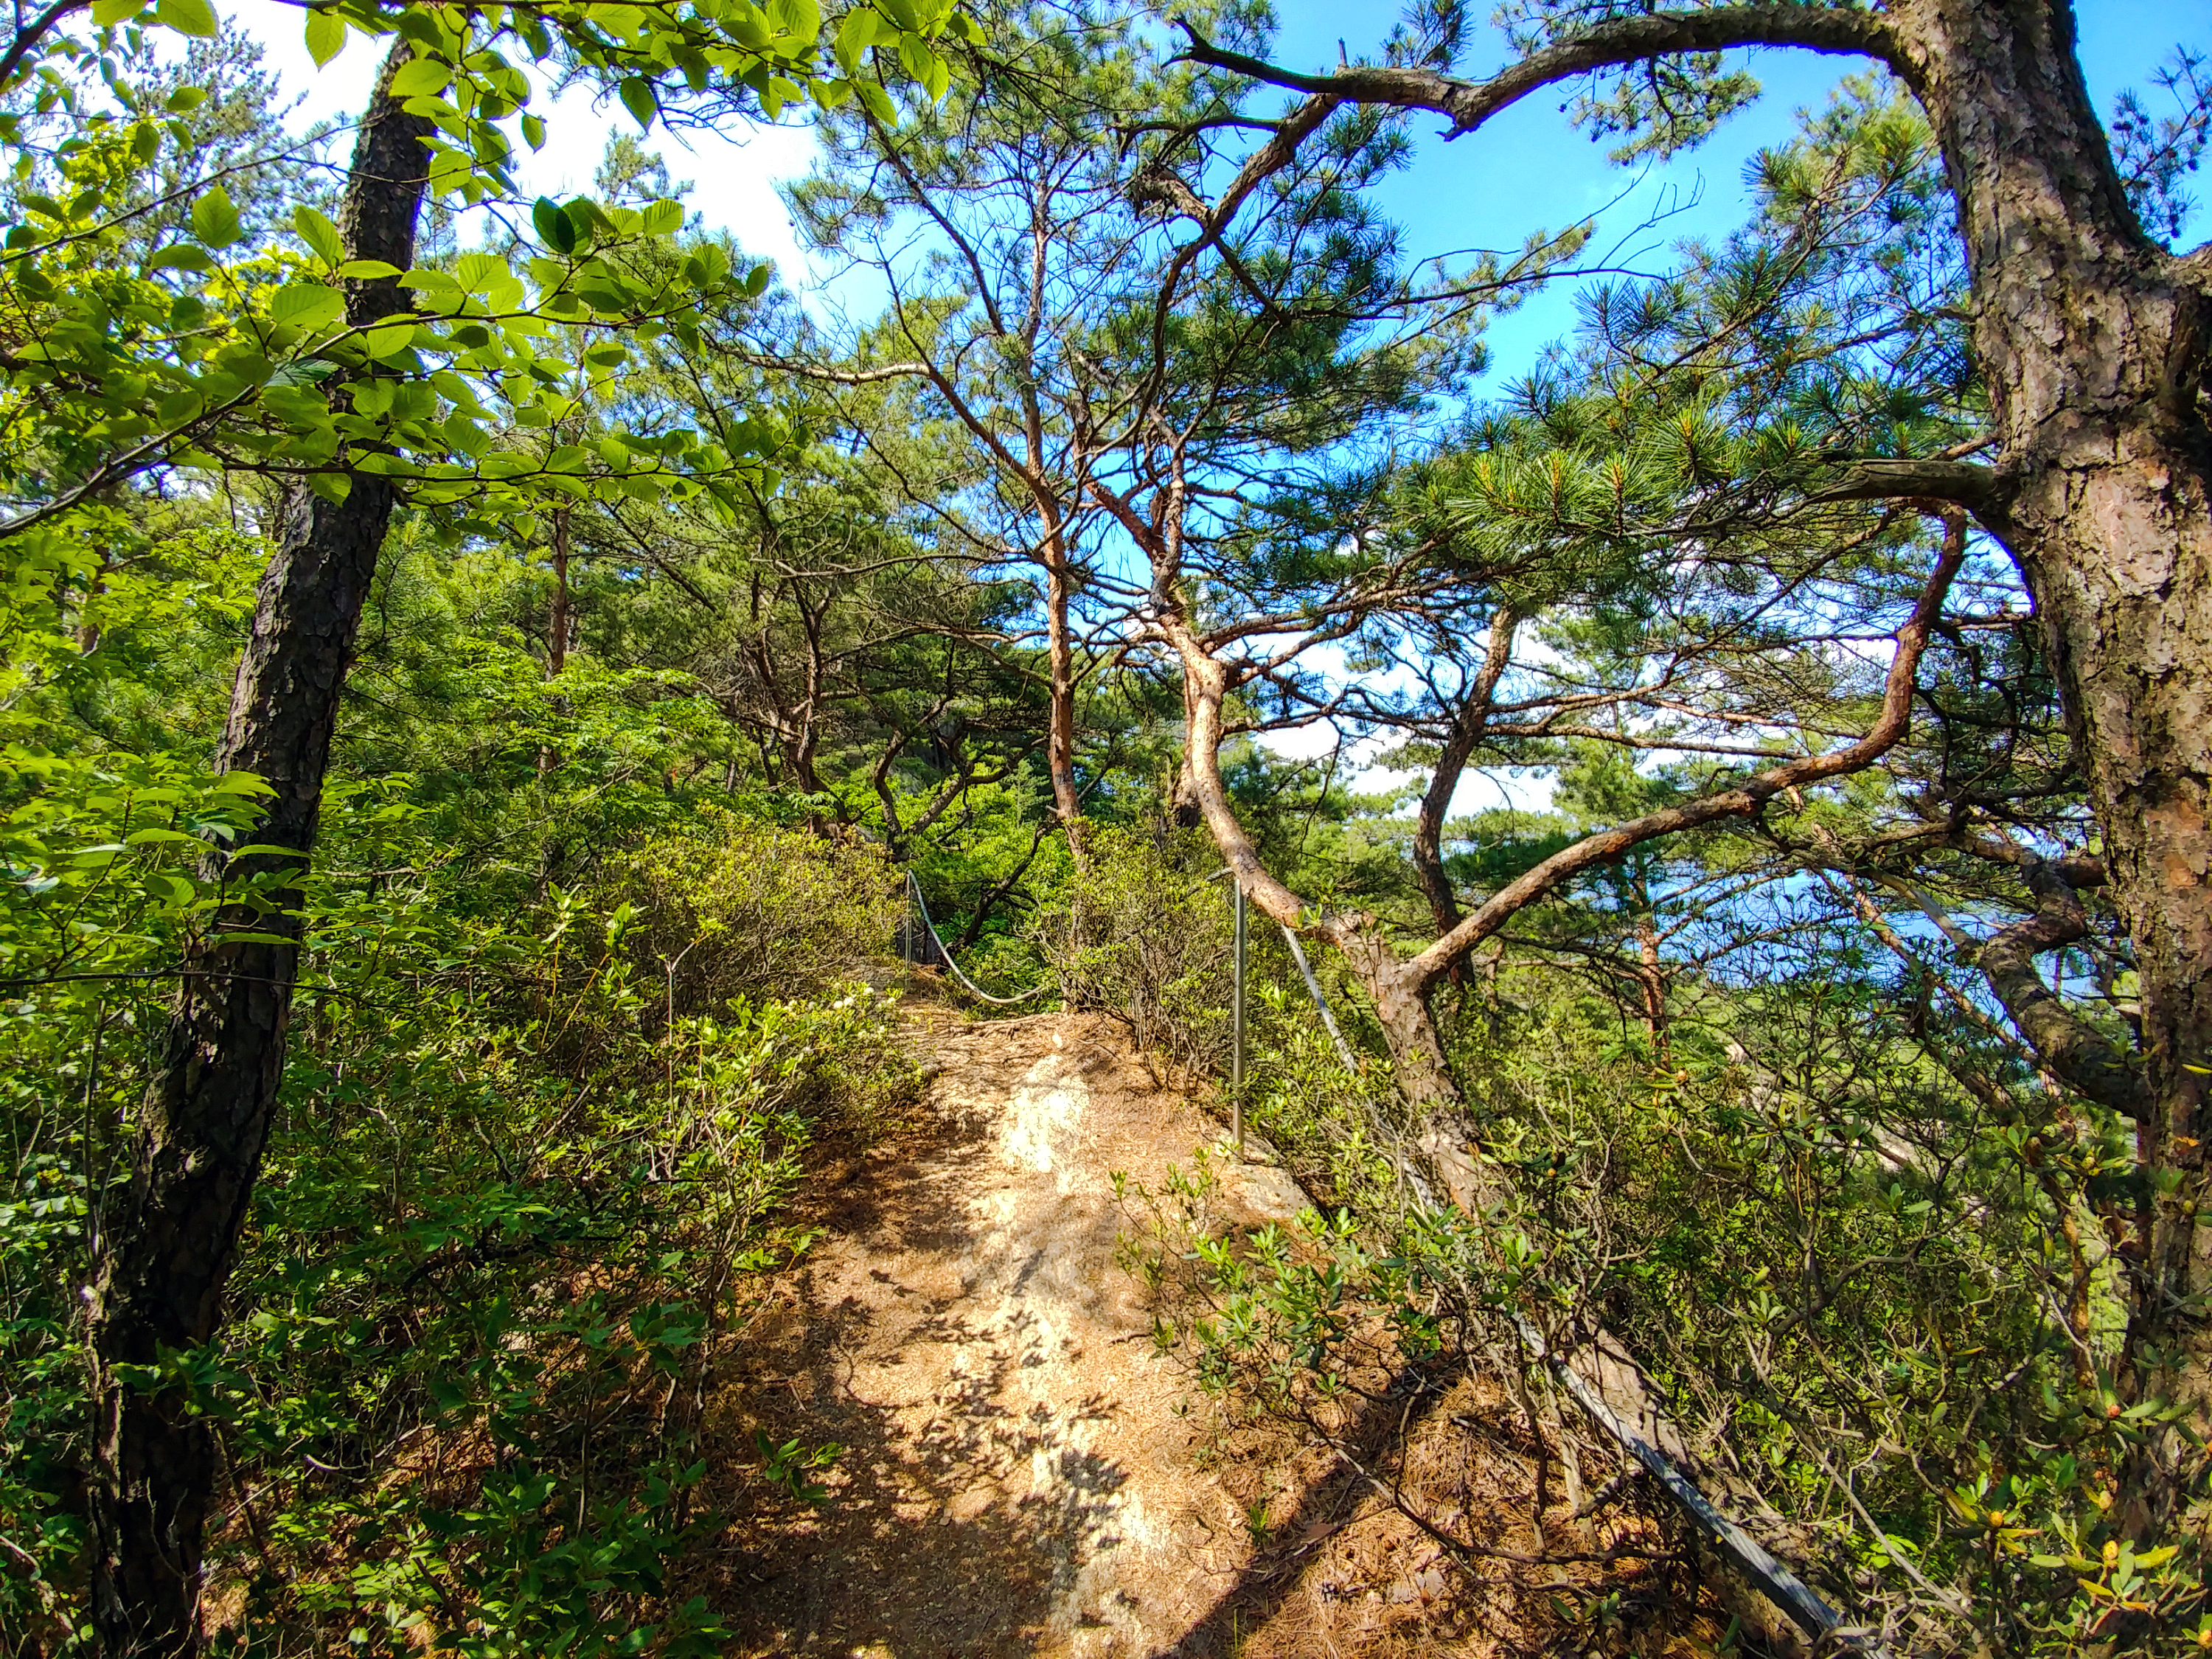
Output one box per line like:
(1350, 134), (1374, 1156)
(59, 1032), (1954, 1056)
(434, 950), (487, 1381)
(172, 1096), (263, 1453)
(232, 7), (831, 291)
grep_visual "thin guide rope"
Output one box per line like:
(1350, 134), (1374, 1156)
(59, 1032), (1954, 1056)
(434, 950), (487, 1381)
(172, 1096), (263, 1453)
(905, 872), (1055, 1005)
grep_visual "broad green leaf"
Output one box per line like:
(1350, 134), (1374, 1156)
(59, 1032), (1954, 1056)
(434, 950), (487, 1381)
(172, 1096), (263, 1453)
(641, 199), (683, 238)
(304, 8), (347, 68)
(271, 284), (345, 330)
(155, 0), (218, 37)
(364, 323), (417, 359)
(389, 59), (452, 99)
(521, 111), (546, 150)
(189, 184), (240, 249)
(618, 77), (658, 131)
(338, 259), (403, 279)
(832, 7), (877, 72)
(163, 85), (207, 113)
(293, 204), (344, 265)
(148, 243), (211, 273)
(532, 196), (577, 254)
(91, 0), (146, 23)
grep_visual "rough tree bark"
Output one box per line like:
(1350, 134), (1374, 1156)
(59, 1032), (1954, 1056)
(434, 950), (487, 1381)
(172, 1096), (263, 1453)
(1179, 0), (2211, 1527)
(1041, 533), (1085, 858)
(84, 44), (431, 1658)
(1902, 6), (2212, 1517)
(547, 506), (572, 679)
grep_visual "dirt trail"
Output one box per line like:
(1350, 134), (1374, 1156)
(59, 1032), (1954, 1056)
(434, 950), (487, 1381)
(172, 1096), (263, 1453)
(716, 1009), (1307, 1657)
(708, 1005), (1697, 1658)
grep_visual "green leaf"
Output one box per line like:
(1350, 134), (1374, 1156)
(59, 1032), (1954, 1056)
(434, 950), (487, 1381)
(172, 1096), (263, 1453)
(521, 111), (546, 150)
(337, 259), (402, 279)
(832, 7), (877, 72)
(189, 184), (240, 249)
(617, 77), (658, 131)
(304, 7), (347, 68)
(162, 85), (207, 113)
(389, 59), (452, 99)
(531, 196), (577, 254)
(91, 0), (146, 23)
(640, 198), (683, 238)
(148, 243), (211, 273)
(270, 284), (344, 331)
(293, 204), (344, 265)
(155, 0), (218, 38)
(363, 323), (416, 359)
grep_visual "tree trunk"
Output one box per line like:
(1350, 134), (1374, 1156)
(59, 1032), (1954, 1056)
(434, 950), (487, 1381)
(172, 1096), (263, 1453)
(1043, 542), (1085, 863)
(539, 507), (571, 777)
(85, 45), (430, 1657)
(547, 506), (571, 678)
(1905, 0), (2212, 1520)
(1162, 612), (1472, 1141)
(1411, 604), (1517, 940)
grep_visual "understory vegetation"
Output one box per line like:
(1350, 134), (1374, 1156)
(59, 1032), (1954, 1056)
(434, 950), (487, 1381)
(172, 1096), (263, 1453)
(1, 1), (2208, 1655)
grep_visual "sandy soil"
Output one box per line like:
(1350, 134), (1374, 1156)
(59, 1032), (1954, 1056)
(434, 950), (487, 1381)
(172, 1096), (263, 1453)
(704, 1004), (1704, 1659)
(709, 1008), (1309, 1656)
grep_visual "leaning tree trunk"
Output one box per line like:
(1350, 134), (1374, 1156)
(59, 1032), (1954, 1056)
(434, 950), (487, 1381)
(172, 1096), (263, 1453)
(1410, 603), (1517, 942)
(1042, 530), (1086, 864)
(1905, 0), (2212, 1528)
(85, 46), (431, 1657)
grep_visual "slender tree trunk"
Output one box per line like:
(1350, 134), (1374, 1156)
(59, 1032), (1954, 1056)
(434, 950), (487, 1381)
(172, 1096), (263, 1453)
(1164, 526), (1961, 1210)
(1043, 540), (1084, 862)
(1411, 605), (1516, 939)
(1635, 918), (1672, 1068)
(1905, 0), (2212, 1517)
(84, 46), (430, 1657)
(538, 507), (571, 777)
(1162, 613), (1470, 1127)
(547, 507), (571, 679)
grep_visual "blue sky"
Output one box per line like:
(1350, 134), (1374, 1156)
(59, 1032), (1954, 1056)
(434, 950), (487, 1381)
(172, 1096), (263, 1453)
(233, 1), (2209, 797)
(1262, 0), (2208, 385)
(241, 0), (2210, 392)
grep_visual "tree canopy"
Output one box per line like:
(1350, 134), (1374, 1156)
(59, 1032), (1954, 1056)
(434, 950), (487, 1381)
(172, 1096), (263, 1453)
(1, 1), (2208, 1654)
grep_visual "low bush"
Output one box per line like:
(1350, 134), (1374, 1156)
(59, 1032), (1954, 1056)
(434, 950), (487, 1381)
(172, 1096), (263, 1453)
(0, 783), (917, 1657)
(602, 810), (903, 1023)
(1032, 824), (1235, 1087)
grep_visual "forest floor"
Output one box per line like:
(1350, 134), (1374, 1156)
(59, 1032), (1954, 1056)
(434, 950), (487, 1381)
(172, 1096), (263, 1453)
(697, 993), (1714, 1658)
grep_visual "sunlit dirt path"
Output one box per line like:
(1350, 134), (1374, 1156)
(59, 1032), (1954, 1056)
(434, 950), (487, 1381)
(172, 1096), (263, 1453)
(712, 1008), (1307, 1657)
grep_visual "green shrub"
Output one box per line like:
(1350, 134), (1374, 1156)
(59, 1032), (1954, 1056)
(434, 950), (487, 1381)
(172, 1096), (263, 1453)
(0, 775), (919, 1657)
(603, 810), (902, 1022)
(1032, 824), (1234, 1085)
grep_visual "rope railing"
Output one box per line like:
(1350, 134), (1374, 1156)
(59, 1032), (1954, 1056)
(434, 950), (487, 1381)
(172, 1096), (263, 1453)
(902, 871), (1055, 1006)
(899, 852), (1889, 1648)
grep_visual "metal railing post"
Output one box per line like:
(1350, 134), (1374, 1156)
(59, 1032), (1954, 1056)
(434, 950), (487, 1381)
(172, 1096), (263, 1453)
(1231, 879), (1246, 1161)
